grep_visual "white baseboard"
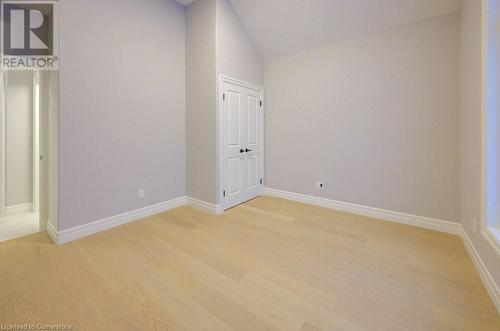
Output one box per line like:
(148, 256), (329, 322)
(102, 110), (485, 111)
(263, 187), (499, 313)
(48, 196), (224, 245)
(48, 197), (186, 245)
(5, 203), (33, 216)
(460, 228), (500, 313)
(263, 187), (461, 235)
(186, 196), (224, 215)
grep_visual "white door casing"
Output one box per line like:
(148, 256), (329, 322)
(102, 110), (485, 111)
(219, 76), (264, 210)
(0, 72), (5, 217)
(33, 71), (40, 214)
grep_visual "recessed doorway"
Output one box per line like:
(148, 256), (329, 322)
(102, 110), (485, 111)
(0, 70), (53, 242)
(219, 75), (264, 210)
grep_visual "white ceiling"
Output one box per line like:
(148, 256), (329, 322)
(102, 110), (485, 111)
(227, 0), (462, 60)
(176, 0), (196, 6)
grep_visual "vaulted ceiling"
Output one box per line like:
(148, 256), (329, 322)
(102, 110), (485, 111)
(227, 0), (462, 60)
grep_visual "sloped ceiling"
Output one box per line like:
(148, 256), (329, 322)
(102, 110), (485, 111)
(227, 0), (462, 60)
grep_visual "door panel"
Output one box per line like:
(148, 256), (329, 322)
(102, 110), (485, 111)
(228, 92), (241, 146)
(222, 79), (263, 210)
(247, 154), (258, 189)
(247, 95), (258, 145)
(228, 157), (241, 195)
(245, 91), (261, 198)
(223, 86), (245, 208)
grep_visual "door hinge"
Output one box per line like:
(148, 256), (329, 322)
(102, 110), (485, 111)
(223, 93), (226, 101)
(259, 100), (263, 107)
(260, 179), (263, 185)
(223, 190), (226, 197)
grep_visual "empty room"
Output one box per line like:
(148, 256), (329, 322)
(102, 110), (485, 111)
(0, 0), (499, 330)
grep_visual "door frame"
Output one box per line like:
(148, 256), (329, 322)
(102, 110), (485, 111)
(33, 71), (40, 215)
(34, 70), (49, 231)
(217, 75), (264, 211)
(0, 72), (5, 217)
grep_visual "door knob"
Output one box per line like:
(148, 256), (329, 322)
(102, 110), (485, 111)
(245, 148), (252, 153)
(240, 149), (245, 154)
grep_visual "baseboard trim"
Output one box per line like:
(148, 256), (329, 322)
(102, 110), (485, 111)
(460, 227), (500, 313)
(186, 196), (224, 215)
(263, 187), (461, 235)
(6, 203), (33, 216)
(48, 197), (186, 245)
(48, 196), (224, 245)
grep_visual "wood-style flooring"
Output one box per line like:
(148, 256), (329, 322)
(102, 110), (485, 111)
(0, 196), (499, 330)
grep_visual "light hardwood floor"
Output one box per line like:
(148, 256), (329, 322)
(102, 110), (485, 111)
(0, 196), (499, 331)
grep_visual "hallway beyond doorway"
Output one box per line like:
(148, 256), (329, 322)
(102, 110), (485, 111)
(0, 212), (39, 242)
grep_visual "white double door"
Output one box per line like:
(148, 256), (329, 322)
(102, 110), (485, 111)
(222, 79), (263, 210)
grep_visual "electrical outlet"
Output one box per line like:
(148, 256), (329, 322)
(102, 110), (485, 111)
(316, 181), (325, 190)
(138, 189), (145, 200)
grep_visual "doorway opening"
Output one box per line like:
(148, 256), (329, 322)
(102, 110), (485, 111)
(218, 75), (264, 211)
(0, 70), (55, 242)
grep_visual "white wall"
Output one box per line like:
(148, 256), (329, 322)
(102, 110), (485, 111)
(265, 14), (460, 222)
(460, 0), (500, 288)
(5, 71), (33, 207)
(186, 0), (217, 204)
(58, 0), (186, 230)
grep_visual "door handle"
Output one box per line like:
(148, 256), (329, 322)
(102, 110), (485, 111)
(245, 148), (252, 153)
(240, 148), (245, 154)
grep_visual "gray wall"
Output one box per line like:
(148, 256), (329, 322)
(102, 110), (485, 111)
(460, 0), (500, 289)
(216, 0), (264, 86)
(186, 0), (217, 204)
(6, 71), (33, 207)
(58, 0), (186, 230)
(264, 14), (460, 222)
